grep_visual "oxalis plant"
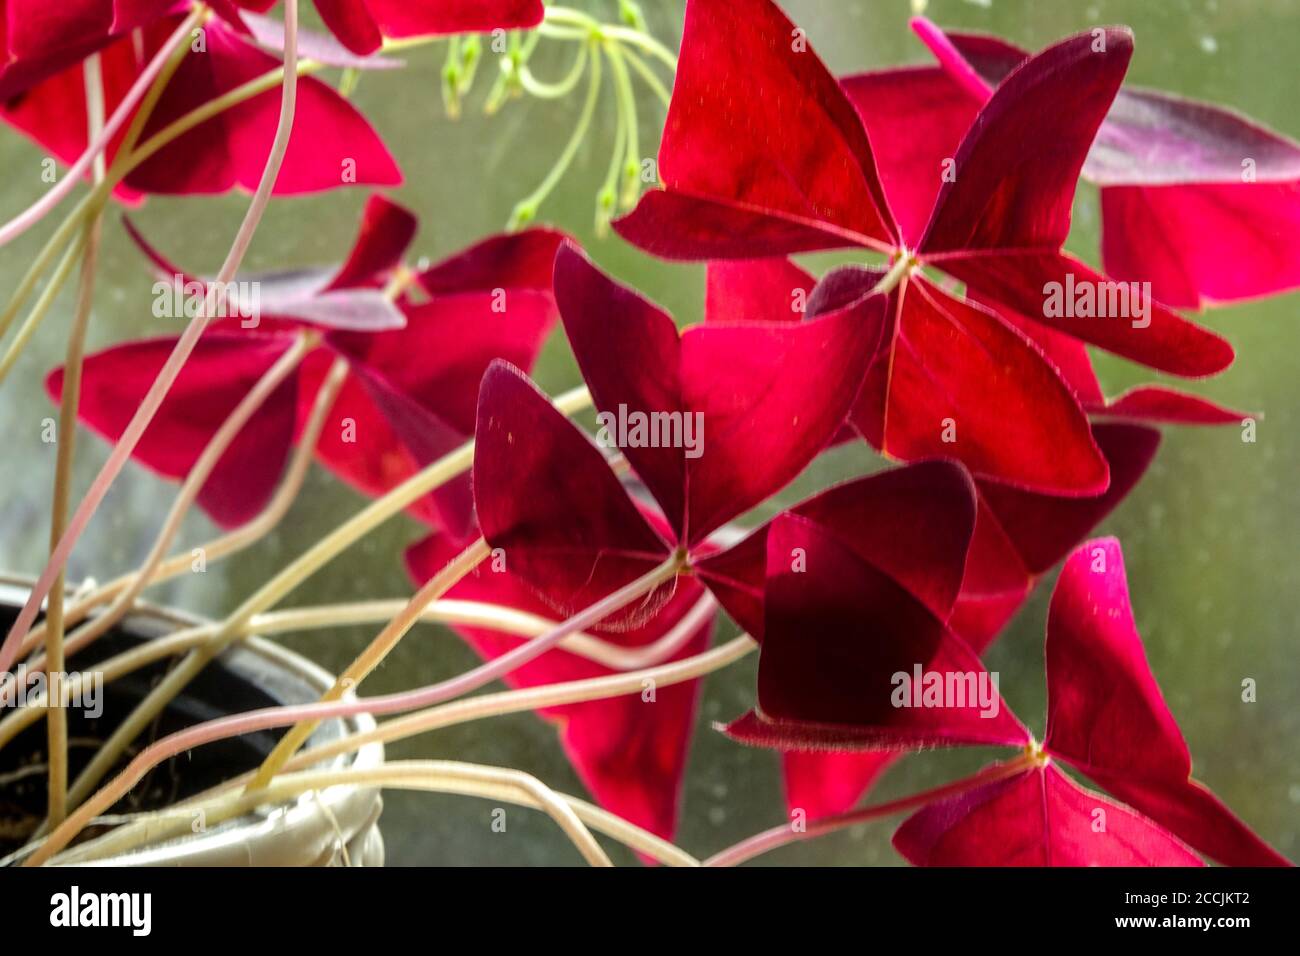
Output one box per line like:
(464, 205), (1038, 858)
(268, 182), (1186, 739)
(0, 0), (1292, 869)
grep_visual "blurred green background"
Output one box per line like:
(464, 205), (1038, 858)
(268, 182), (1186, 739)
(0, 0), (1295, 864)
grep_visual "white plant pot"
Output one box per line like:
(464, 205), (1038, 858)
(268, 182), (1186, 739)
(0, 576), (384, 866)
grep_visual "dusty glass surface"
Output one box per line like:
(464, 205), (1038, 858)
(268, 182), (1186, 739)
(0, 0), (1294, 864)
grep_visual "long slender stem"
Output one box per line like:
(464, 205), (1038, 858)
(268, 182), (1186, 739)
(42, 229), (98, 827)
(0, 9), (204, 248)
(245, 568), (710, 790)
(2, 607), (740, 811)
(85, 54), (108, 183)
(0, 0), (303, 678)
(253, 591), (716, 671)
(7, 0), (681, 863)
(3, 50), (350, 681)
(245, 537), (491, 791)
(115, 18), (197, 164)
(46, 636), (755, 865)
(703, 759), (1032, 867)
(0, 594), (727, 756)
(229, 634), (757, 793)
(26, 381), (580, 657)
(42, 51), (110, 829)
(53, 762), (644, 868)
(8, 633), (752, 863)
(28, 552), (685, 863)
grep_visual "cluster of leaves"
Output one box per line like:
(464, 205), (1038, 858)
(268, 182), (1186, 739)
(7, 0), (1296, 864)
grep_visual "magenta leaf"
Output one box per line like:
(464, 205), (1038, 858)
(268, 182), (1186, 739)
(914, 19), (1300, 184)
(415, 227), (568, 298)
(1087, 87), (1300, 186)
(974, 425), (1159, 579)
(724, 514), (1030, 751)
(325, 290), (553, 442)
(1045, 541), (1188, 778)
(802, 265), (1109, 494)
(307, 224), (563, 533)
(693, 459), (979, 640)
(906, 29), (1226, 371)
(311, 0), (384, 56)
(614, 0), (897, 258)
(233, 0), (543, 56)
(556, 243), (879, 546)
(264, 283), (405, 332)
(333, 242), (563, 431)
(720, 452), (1206, 839)
(871, 275), (1109, 496)
(694, 460), (981, 820)
(311, 227), (566, 532)
(329, 361), (476, 534)
(363, 0), (545, 39)
(729, 525), (1282, 863)
(109, 198), (562, 539)
(613, 0), (1232, 523)
(980, 289), (1247, 424)
(907, 26), (1232, 375)
(889, 537), (1291, 866)
(473, 361), (676, 626)
(894, 764), (1204, 866)
(1043, 539), (1290, 866)
(919, 28), (1133, 255)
